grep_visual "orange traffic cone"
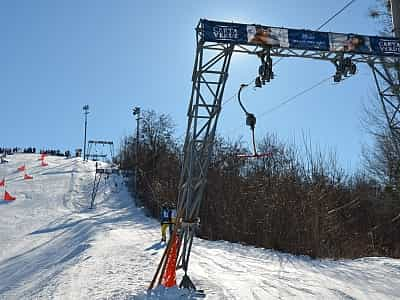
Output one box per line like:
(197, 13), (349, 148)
(17, 165), (26, 172)
(161, 235), (180, 288)
(0, 178), (4, 187)
(24, 174), (33, 180)
(4, 191), (16, 201)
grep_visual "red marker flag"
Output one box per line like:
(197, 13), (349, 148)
(24, 174), (33, 180)
(0, 178), (4, 187)
(17, 165), (26, 172)
(4, 191), (16, 201)
(41, 161), (48, 167)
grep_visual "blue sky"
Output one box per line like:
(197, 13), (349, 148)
(0, 0), (384, 170)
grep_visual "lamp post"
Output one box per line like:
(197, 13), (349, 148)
(83, 105), (90, 161)
(133, 107), (141, 195)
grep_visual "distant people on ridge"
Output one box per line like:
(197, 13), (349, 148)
(0, 147), (72, 158)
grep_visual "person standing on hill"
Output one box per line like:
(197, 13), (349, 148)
(168, 207), (177, 237)
(160, 207), (170, 242)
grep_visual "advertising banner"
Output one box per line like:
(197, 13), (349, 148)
(247, 25), (289, 47)
(288, 29), (330, 51)
(370, 37), (400, 56)
(329, 33), (372, 54)
(202, 20), (248, 44)
(200, 19), (400, 57)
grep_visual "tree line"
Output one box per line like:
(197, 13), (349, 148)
(117, 109), (399, 259)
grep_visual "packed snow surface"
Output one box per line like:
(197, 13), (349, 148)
(0, 154), (399, 299)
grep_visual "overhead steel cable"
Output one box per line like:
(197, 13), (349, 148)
(258, 76), (332, 117)
(226, 68), (359, 137)
(273, 0), (358, 67)
(224, 75), (332, 137)
(223, 78), (255, 105)
(257, 64), (358, 119)
(315, 0), (357, 31)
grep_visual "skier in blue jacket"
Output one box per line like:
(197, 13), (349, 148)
(160, 207), (170, 242)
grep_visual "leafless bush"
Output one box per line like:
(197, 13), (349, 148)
(118, 112), (399, 259)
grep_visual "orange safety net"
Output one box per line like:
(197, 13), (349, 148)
(161, 235), (180, 288)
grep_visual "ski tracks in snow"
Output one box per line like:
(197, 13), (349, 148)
(188, 240), (400, 299)
(1, 154), (400, 299)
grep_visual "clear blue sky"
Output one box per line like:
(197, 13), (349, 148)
(0, 0), (384, 171)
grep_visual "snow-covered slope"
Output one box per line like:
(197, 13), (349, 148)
(0, 154), (399, 299)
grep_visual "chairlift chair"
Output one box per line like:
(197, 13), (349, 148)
(236, 83), (274, 159)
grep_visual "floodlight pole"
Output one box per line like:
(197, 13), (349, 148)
(83, 105), (90, 161)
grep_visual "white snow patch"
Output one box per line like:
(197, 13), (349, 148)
(0, 154), (399, 299)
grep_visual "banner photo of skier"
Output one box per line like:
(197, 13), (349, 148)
(288, 29), (330, 51)
(329, 33), (372, 54)
(247, 25), (289, 47)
